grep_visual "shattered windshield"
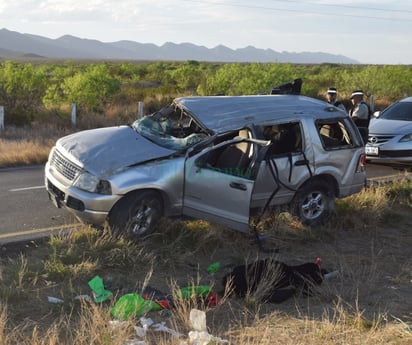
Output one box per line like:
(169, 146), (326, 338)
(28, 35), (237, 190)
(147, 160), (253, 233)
(132, 103), (208, 150)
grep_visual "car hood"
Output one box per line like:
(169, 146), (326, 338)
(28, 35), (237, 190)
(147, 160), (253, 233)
(369, 118), (412, 134)
(56, 125), (176, 176)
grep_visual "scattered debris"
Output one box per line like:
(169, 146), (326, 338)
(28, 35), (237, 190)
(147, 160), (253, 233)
(111, 293), (161, 319)
(206, 262), (221, 275)
(118, 310), (227, 345)
(47, 296), (64, 304)
(324, 270), (339, 279)
(110, 285), (220, 320)
(185, 309), (228, 345)
(222, 257), (329, 303)
(134, 317), (154, 337)
(142, 286), (173, 309)
(177, 285), (212, 299)
(122, 317), (184, 345)
(152, 321), (184, 338)
(88, 275), (113, 303)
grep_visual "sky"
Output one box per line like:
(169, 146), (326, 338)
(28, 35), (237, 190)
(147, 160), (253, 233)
(0, 0), (411, 64)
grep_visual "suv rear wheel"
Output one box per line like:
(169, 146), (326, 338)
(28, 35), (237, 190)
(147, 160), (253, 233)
(109, 190), (163, 239)
(291, 181), (335, 226)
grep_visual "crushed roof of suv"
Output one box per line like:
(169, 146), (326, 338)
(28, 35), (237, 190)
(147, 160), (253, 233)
(177, 95), (345, 133)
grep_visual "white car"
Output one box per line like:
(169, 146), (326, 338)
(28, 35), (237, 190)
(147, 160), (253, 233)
(366, 97), (412, 164)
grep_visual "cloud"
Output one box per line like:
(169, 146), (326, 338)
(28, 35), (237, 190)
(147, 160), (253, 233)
(0, 0), (411, 63)
(0, 0), (147, 23)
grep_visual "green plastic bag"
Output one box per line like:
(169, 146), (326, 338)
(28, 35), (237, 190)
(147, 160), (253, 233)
(88, 275), (112, 303)
(207, 262), (221, 275)
(177, 285), (211, 299)
(111, 293), (159, 320)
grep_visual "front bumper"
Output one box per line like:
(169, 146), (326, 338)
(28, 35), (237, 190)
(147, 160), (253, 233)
(366, 149), (412, 163)
(45, 164), (121, 225)
(366, 143), (412, 163)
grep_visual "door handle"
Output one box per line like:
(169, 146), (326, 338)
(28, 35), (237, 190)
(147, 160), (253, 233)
(230, 182), (247, 191)
(294, 159), (309, 166)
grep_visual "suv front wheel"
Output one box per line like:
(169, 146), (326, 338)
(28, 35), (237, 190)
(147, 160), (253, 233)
(109, 190), (163, 239)
(291, 181), (335, 226)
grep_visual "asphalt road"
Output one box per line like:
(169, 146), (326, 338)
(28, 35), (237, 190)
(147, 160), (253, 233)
(0, 163), (410, 244)
(0, 165), (79, 243)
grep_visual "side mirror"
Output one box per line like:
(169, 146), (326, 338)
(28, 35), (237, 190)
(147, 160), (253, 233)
(373, 111), (381, 118)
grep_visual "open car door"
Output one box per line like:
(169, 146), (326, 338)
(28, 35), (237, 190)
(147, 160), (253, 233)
(182, 134), (269, 233)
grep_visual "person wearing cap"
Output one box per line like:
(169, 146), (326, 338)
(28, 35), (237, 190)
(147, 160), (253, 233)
(326, 87), (346, 113)
(349, 90), (370, 127)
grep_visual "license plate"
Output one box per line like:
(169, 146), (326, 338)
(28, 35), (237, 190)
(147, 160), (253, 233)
(365, 145), (379, 156)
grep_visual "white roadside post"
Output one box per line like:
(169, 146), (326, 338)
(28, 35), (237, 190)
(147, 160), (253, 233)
(138, 101), (144, 119)
(0, 106), (4, 131)
(369, 94), (375, 113)
(71, 103), (77, 128)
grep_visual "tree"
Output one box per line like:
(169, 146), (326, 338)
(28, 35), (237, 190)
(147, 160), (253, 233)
(197, 63), (298, 96)
(168, 60), (210, 94)
(43, 64), (78, 109)
(0, 61), (48, 124)
(61, 64), (121, 112)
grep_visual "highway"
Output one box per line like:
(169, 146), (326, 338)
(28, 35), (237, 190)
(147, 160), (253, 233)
(0, 165), (79, 243)
(0, 163), (410, 244)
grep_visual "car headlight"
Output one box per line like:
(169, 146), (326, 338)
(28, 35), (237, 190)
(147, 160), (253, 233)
(74, 172), (112, 194)
(400, 133), (412, 142)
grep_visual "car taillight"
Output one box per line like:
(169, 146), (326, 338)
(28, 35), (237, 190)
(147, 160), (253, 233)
(356, 153), (366, 172)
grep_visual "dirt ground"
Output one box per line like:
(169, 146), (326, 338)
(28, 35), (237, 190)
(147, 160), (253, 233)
(216, 218), (411, 327)
(1, 208), (411, 333)
(105, 210), (412, 329)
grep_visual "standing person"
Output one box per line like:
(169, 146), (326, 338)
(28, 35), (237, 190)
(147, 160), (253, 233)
(326, 87), (347, 113)
(349, 90), (370, 127)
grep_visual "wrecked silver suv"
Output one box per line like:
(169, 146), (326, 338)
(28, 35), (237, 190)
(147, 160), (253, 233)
(45, 93), (366, 238)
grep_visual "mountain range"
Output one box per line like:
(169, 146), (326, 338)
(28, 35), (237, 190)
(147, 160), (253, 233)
(0, 28), (358, 64)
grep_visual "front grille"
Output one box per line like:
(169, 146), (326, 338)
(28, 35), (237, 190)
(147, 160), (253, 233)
(368, 135), (395, 145)
(50, 149), (81, 181)
(378, 149), (412, 158)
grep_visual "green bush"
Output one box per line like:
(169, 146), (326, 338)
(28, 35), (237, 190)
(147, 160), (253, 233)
(1, 60), (412, 126)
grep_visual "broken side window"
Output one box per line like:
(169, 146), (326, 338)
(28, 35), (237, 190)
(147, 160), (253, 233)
(200, 129), (255, 178)
(316, 119), (353, 149)
(260, 122), (303, 157)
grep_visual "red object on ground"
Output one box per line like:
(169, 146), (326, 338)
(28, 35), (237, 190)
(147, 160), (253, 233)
(206, 292), (220, 307)
(315, 257), (321, 267)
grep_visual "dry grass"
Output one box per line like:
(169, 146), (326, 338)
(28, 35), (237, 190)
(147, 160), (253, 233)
(229, 306), (410, 345)
(0, 125), (68, 167)
(0, 111), (133, 168)
(0, 138), (55, 167)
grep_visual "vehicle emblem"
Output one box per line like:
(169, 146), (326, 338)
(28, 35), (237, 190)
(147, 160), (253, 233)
(369, 136), (378, 144)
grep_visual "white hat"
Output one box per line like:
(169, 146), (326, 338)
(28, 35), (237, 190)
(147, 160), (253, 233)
(350, 90), (364, 98)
